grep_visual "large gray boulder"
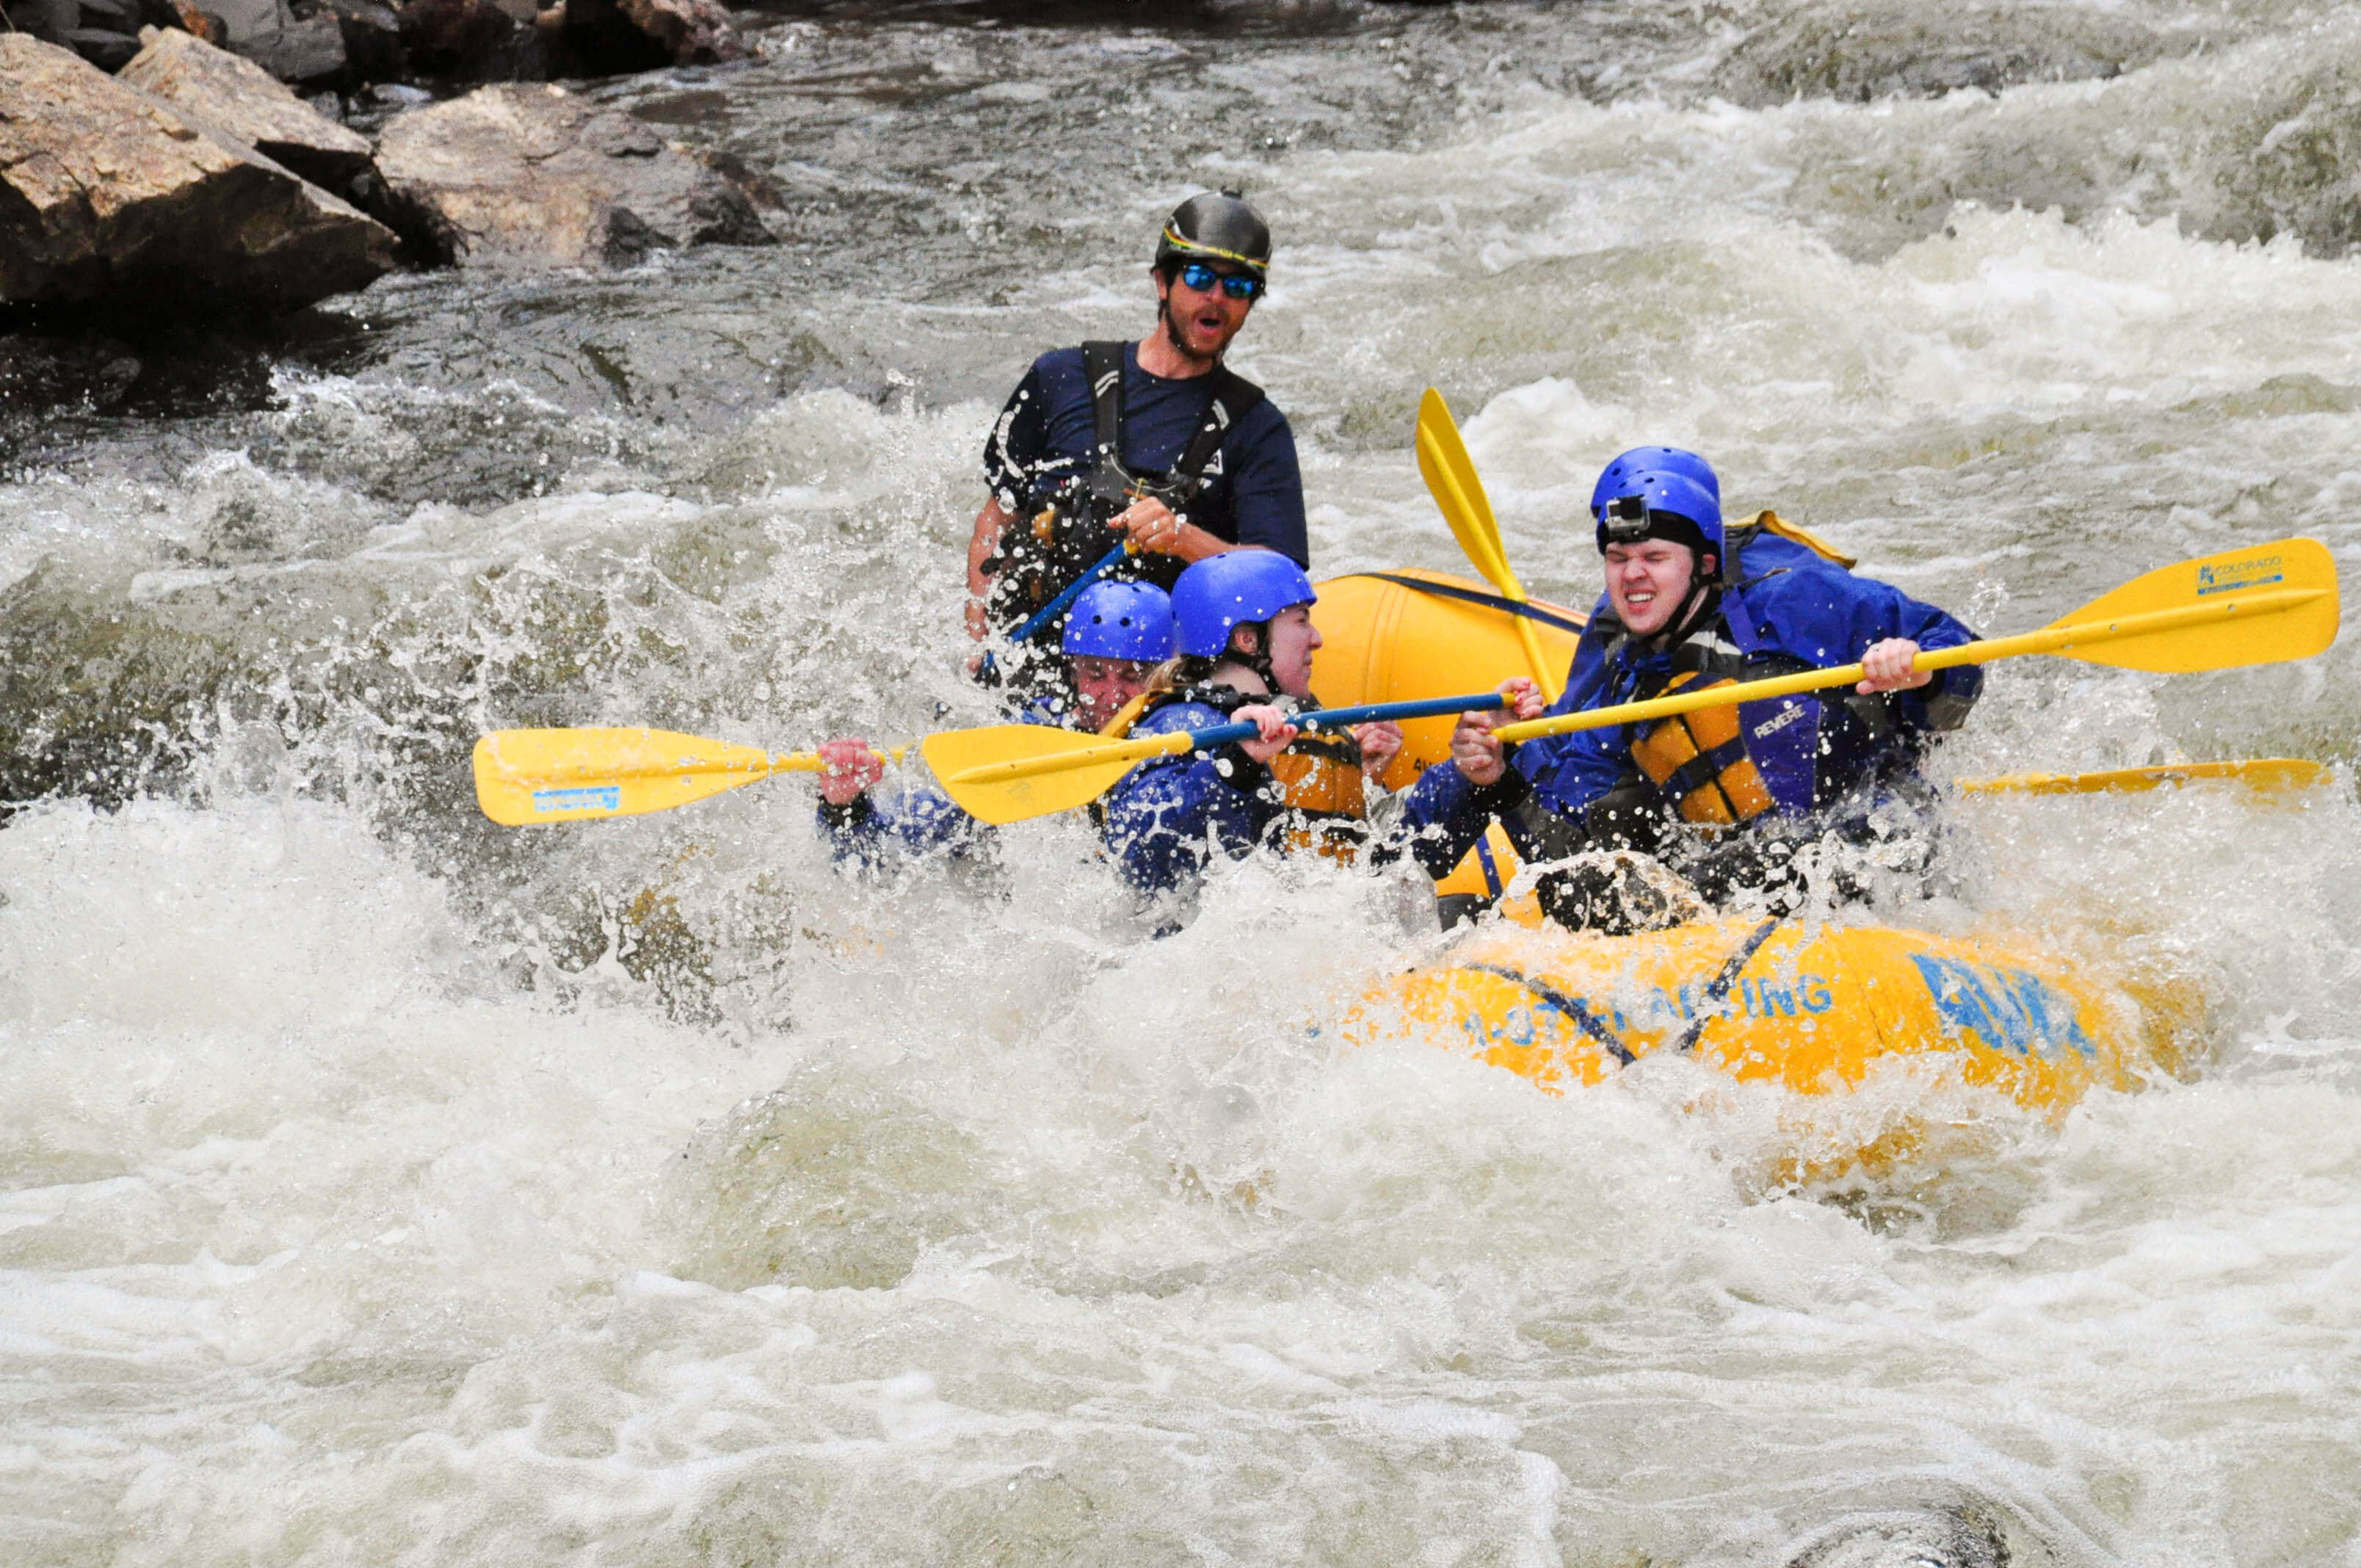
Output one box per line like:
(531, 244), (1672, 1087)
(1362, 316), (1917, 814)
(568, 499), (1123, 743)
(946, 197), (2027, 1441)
(208, 0), (349, 83)
(372, 83), (772, 267)
(119, 27), (376, 193)
(0, 35), (396, 311)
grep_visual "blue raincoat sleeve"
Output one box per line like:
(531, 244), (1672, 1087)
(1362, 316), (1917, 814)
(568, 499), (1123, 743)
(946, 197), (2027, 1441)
(1393, 620), (1625, 877)
(819, 777), (985, 870)
(817, 702), (1073, 871)
(1098, 700), (1277, 894)
(1737, 561), (1984, 728)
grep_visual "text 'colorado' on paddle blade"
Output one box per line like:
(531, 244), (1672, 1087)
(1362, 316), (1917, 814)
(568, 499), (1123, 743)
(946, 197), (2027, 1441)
(2045, 537), (2340, 672)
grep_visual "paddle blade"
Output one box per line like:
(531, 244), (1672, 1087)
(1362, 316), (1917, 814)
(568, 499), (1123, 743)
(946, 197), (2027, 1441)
(2048, 537), (2340, 672)
(923, 725), (1147, 826)
(1416, 389), (1523, 598)
(473, 727), (775, 826)
(1959, 758), (2330, 796)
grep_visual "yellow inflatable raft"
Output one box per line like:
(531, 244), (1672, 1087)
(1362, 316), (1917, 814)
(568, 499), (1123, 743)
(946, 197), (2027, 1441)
(1310, 569), (1586, 791)
(1348, 915), (2165, 1115)
(1310, 569), (1581, 903)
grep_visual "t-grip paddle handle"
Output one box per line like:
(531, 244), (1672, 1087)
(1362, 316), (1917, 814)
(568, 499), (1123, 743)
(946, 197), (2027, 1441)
(1167, 690), (1512, 752)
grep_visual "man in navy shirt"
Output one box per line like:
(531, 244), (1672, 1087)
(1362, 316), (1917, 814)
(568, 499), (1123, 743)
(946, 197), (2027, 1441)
(964, 191), (1309, 658)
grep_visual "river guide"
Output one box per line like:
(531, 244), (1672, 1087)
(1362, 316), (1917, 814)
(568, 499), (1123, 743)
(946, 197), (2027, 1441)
(965, 192), (1308, 689)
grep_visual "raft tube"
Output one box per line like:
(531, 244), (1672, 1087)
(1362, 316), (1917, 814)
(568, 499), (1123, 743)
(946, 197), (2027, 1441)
(1310, 569), (1586, 793)
(1347, 917), (2158, 1115)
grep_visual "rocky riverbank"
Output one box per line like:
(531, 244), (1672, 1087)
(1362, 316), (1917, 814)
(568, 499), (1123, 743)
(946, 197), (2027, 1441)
(1, 0), (769, 340)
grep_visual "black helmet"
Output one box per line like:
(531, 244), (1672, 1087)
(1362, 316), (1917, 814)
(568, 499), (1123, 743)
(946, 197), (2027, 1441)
(1154, 190), (1271, 283)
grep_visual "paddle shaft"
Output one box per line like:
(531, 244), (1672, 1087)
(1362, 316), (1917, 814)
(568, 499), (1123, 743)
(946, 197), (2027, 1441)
(949, 690), (1509, 786)
(1009, 543), (1131, 645)
(513, 747), (897, 785)
(1490, 589), (2329, 746)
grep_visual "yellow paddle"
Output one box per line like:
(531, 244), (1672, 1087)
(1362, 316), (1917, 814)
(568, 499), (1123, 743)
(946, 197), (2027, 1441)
(471, 727), (902, 826)
(1958, 758), (2331, 796)
(927, 690), (1511, 827)
(1415, 388), (1561, 699)
(932, 538), (2338, 826)
(1490, 537), (2338, 749)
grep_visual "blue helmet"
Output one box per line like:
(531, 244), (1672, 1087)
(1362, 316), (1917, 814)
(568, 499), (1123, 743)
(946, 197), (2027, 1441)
(1062, 579), (1175, 663)
(1172, 551), (1317, 659)
(1596, 470), (1723, 562)
(1590, 446), (1719, 524)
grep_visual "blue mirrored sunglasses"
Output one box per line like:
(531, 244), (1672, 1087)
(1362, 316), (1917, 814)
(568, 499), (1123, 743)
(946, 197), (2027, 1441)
(1176, 261), (1263, 301)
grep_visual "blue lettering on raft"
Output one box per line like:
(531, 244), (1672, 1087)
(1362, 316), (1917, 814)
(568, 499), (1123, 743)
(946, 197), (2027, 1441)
(1907, 955), (2097, 1059)
(533, 785), (622, 813)
(1460, 971), (1836, 1052)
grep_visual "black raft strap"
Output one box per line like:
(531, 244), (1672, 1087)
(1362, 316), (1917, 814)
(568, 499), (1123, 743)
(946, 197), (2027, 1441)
(1360, 572), (1589, 636)
(1661, 737), (1750, 807)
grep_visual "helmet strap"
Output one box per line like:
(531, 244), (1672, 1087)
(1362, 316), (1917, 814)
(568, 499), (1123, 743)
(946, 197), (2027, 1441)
(1217, 620), (1278, 692)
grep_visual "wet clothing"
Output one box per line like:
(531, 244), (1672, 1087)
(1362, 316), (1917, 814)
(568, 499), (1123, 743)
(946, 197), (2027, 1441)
(822, 684), (1368, 899)
(1401, 529), (1982, 915)
(817, 697), (1076, 869)
(817, 773), (982, 869)
(1099, 684), (1371, 895)
(982, 341), (1307, 615)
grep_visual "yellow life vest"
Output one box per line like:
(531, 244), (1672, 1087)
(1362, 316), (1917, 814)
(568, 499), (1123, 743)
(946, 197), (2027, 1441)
(1628, 670), (1779, 828)
(1269, 733), (1368, 860)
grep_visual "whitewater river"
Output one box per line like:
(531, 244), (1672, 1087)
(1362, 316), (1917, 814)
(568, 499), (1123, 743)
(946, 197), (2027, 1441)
(8, 0), (2361, 1561)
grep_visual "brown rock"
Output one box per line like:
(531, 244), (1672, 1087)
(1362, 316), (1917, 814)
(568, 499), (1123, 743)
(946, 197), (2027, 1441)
(167, 0), (230, 46)
(372, 83), (771, 266)
(0, 35), (396, 310)
(120, 26), (376, 192)
(396, 0), (542, 81)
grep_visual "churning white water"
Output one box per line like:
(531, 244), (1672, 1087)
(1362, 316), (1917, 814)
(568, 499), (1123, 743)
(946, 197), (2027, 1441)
(8, 1), (2361, 1562)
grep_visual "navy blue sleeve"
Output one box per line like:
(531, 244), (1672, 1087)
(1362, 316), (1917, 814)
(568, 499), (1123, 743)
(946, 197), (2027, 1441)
(1098, 703), (1274, 893)
(984, 358), (1054, 512)
(819, 780), (984, 871)
(1507, 618), (1645, 822)
(1219, 404), (1308, 566)
(1397, 760), (1505, 882)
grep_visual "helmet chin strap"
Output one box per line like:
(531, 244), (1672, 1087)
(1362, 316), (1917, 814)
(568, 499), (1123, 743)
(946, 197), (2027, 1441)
(1219, 621), (1280, 692)
(1646, 560), (1719, 649)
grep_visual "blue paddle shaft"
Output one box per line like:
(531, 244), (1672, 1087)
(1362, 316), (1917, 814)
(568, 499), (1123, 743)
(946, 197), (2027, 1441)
(1010, 544), (1130, 645)
(1178, 690), (1509, 752)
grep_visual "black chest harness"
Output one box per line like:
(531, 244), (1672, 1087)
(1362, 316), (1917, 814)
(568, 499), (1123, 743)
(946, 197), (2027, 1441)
(990, 343), (1267, 617)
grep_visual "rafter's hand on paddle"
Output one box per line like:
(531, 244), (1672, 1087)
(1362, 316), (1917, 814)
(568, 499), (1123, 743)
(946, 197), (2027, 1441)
(1355, 722), (1404, 783)
(1111, 496), (1195, 557)
(1858, 638), (1934, 693)
(1448, 678), (1547, 785)
(1230, 705), (1299, 763)
(816, 737), (887, 805)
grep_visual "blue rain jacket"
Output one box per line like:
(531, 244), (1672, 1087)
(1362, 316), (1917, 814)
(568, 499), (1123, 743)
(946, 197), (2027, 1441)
(1098, 697), (1283, 896)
